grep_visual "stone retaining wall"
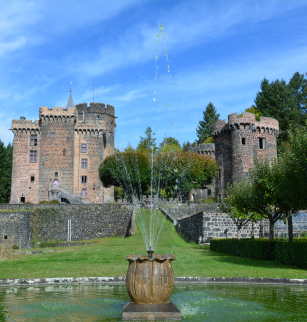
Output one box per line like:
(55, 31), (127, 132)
(0, 204), (133, 245)
(177, 212), (262, 243)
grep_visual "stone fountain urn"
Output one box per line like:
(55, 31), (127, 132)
(125, 253), (176, 304)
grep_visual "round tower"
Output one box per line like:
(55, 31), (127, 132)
(212, 112), (279, 200)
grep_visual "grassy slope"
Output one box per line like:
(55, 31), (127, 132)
(0, 210), (306, 279)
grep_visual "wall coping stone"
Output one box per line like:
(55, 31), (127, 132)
(0, 276), (306, 287)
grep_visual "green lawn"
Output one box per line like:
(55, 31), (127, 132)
(0, 210), (306, 279)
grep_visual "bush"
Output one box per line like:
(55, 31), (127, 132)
(12, 244), (19, 249)
(38, 240), (59, 248)
(210, 238), (307, 268)
(39, 200), (60, 204)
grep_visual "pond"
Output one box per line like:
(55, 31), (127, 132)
(0, 283), (306, 321)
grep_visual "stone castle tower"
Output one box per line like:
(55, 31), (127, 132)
(10, 91), (116, 204)
(212, 112), (279, 199)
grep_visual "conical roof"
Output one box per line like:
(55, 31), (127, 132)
(66, 89), (75, 108)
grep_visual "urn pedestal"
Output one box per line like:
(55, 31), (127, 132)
(122, 254), (181, 321)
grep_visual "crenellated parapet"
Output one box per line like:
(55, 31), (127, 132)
(76, 103), (115, 117)
(39, 107), (77, 122)
(212, 113), (279, 137)
(187, 143), (215, 157)
(11, 118), (40, 134)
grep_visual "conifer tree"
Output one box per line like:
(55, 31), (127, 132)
(196, 102), (220, 144)
(0, 141), (13, 203)
(137, 127), (157, 153)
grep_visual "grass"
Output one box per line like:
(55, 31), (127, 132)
(0, 210), (306, 279)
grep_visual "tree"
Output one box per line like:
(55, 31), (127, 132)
(196, 102), (220, 144)
(0, 141), (13, 204)
(137, 127), (157, 154)
(254, 75), (307, 150)
(159, 137), (181, 149)
(221, 180), (261, 239)
(154, 152), (218, 201)
(99, 152), (151, 201)
(239, 105), (263, 121)
(182, 141), (191, 152)
(249, 159), (287, 240)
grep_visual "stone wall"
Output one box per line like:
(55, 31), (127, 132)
(0, 204), (133, 244)
(177, 212), (262, 243)
(0, 212), (32, 247)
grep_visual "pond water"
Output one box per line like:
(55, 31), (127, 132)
(0, 283), (306, 321)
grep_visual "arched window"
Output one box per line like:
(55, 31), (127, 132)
(53, 180), (59, 186)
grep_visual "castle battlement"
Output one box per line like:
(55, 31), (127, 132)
(11, 118), (40, 133)
(212, 113), (279, 136)
(39, 107), (77, 118)
(76, 103), (115, 117)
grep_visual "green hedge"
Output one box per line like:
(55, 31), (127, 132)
(210, 238), (307, 268)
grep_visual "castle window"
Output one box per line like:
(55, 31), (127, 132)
(81, 159), (88, 168)
(20, 197), (25, 203)
(242, 138), (246, 145)
(30, 150), (37, 162)
(81, 143), (87, 153)
(81, 189), (86, 197)
(50, 133), (55, 138)
(208, 189), (211, 196)
(218, 169), (221, 179)
(31, 176), (35, 182)
(81, 176), (87, 183)
(258, 138), (265, 149)
(55, 172), (58, 177)
(30, 135), (37, 146)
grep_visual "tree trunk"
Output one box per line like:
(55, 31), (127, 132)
(288, 214), (293, 242)
(269, 222), (274, 241)
(237, 228), (241, 240)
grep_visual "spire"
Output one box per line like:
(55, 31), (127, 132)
(66, 88), (75, 108)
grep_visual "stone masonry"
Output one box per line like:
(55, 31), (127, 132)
(212, 112), (279, 199)
(0, 212), (32, 247)
(0, 204), (133, 246)
(10, 91), (116, 204)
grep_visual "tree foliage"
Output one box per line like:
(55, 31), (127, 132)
(254, 73), (307, 150)
(221, 180), (262, 239)
(137, 127), (157, 154)
(196, 102), (220, 144)
(99, 152), (151, 200)
(0, 141), (13, 204)
(154, 152), (218, 201)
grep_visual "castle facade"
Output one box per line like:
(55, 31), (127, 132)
(188, 112), (279, 201)
(10, 92), (116, 204)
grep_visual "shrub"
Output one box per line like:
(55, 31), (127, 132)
(210, 238), (307, 268)
(12, 244), (19, 249)
(38, 240), (59, 248)
(39, 200), (60, 204)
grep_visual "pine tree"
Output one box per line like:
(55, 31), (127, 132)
(137, 127), (157, 153)
(196, 102), (220, 144)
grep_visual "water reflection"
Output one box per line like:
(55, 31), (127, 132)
(0, 283), (306, 321)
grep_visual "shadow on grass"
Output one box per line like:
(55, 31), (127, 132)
(191, 245), (307, 271)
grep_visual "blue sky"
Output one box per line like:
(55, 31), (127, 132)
(1, 0), (307, 149)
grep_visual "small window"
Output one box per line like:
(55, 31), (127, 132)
(30, 135), (37, 146)
(81, 159), (88, 168)
(50, 133), (55, 138)
(81, 189), (86, 197)
(20, 197), (25, 203)
(218, 169), (221, 179)
(31, 176), (35, 182)
(81, 143), (87, 153)
(30, 150), (37, 162)
(4, 236), (7, 240)
(242, 138), (246, 145)
(258, 138), (265, 149)
(218, 194), (221, 202)
(208, 189), (211, 196)
(81, 176), (87, 183)
(55, 172), (58, 177)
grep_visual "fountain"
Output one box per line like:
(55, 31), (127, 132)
(120, 24), (181, 320)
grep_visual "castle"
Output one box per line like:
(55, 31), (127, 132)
(10, 91), (116, 204)
(188, 112), (279, 200)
